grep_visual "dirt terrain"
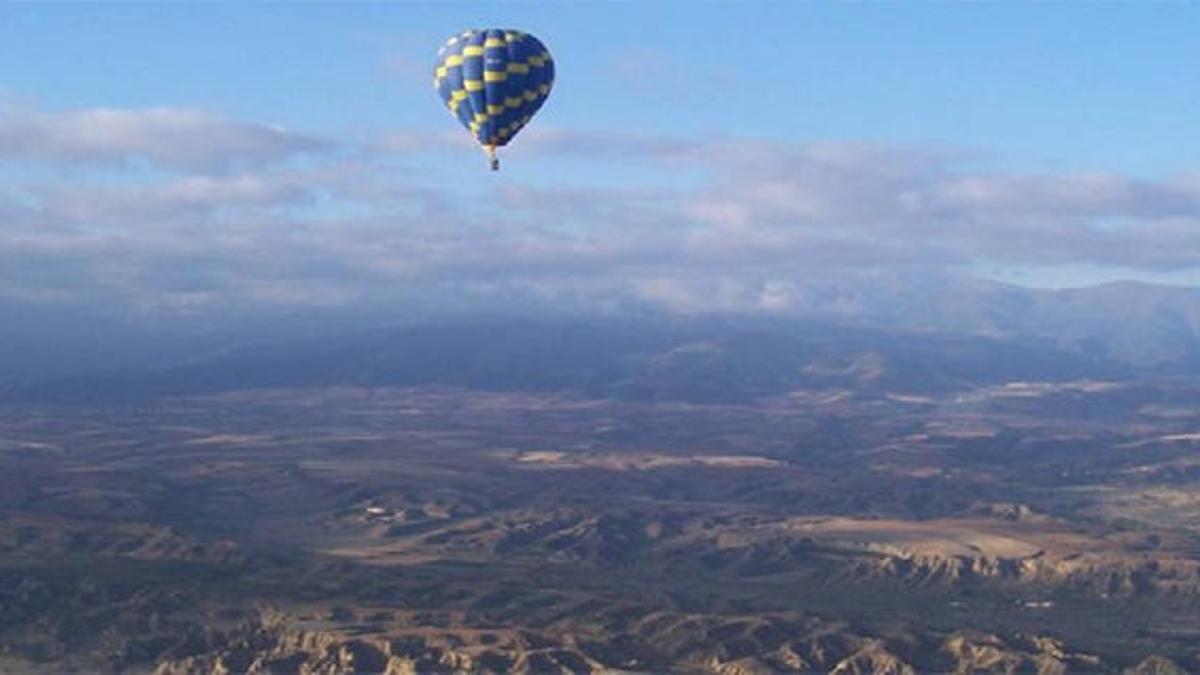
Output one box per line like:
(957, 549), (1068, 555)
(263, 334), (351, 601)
(2, 382), (1200, 672)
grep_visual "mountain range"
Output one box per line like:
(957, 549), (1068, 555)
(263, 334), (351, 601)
(5, 278), (1199, 401)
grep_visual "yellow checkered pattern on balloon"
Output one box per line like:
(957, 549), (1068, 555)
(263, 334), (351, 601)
(433, 28), (554, 148)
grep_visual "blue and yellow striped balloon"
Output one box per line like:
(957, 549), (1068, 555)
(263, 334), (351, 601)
(433, 29), (554, 170)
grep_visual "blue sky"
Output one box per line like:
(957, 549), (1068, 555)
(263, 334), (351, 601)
(3, 3), (1196, 174)
(1, 2), (1198, 320)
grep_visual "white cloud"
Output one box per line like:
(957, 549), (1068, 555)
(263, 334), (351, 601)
(29, 173), (315, 222)
(3, 110), (1199, 319)
(0, 104), (327, 172)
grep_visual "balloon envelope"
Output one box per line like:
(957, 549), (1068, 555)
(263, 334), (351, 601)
(433, 29), (554, 152)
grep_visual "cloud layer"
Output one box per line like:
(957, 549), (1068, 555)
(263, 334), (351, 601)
(2, 101), (1198, 319)
(0, 104), (326, 172)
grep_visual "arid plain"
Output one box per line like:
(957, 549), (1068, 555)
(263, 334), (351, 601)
(4, 373), (1200, 673)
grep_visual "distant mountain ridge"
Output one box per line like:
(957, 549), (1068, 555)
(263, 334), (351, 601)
(801, 278), (1200, 370)
(6, 278), (1200, 401)
(17, 316), (1130, 403)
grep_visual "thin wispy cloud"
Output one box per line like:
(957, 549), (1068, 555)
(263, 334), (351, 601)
(0, 104), (328, 173)
(604, 47), (735, 104)
(2, 100), (1198, 319)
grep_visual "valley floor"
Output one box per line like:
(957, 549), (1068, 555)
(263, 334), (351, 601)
(3, 382), (1200, 673)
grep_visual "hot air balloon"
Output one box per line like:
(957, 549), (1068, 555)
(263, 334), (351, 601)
(433, 29), (554, 170)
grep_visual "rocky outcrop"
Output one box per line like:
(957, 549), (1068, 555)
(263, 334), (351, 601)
(829, 641), (915, 675)
(1125, 655), (1188, 675)
(152, 619), (600, 675)
(843, 549), (1200, 596)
